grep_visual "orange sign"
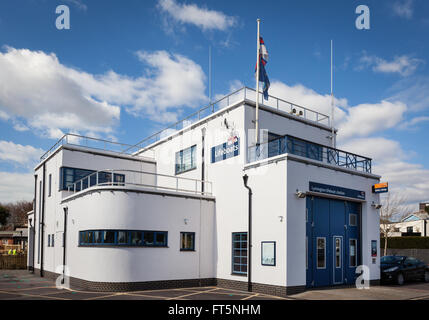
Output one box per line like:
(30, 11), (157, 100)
(373, 182), (388, 193)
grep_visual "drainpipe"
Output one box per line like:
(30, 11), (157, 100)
(201, 128), (206, 193)
(31, 174), (37, 273)
(40, 163), (46, 277)
(62, 207), (68, 284)
(242, 174), (252, 292)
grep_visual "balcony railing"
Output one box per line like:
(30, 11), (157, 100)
(40, 134), (145, 161)
(66, 169), (213, 196)
(248, 135), (372, 173)
(124, 87), (331, 154)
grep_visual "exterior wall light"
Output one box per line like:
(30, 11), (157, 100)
(278, 216), (284, 222)
(184, 218), (189, 225)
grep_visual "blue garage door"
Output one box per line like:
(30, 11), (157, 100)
(306, 196), (360, 288)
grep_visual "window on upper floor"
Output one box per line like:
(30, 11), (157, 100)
(59, 167), (125, 191)
(175, 145), (197, 175)
(48, 174), (52, 197)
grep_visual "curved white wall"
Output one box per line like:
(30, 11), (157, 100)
(57, 188), (216, 283)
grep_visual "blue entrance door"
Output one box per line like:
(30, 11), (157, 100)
(306, 196), (360, 288)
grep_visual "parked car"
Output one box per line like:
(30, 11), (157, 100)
(381, 255), (429, 285)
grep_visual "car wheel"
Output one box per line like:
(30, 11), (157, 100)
(423, 271), (429, 283)
(396, 273), (405, 285)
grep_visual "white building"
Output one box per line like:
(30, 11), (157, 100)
(27, 87), (381, 296)
(387, 203), (429, 237)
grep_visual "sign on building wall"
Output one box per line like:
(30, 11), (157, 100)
(261, 241), (276, 266)
(211, 136), (240, 163)
(309, 182), (366, 200)
(372, 182), (388, 194)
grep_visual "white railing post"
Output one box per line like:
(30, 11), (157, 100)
(111, 170), (114, 185)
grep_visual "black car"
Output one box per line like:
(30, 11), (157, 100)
(381, 255), (429, 285)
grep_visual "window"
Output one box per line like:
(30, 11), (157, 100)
(407, 226), (413, 233)
(349, 239), (357, 267)
(94, 231), (103, 244)
(175, 145), (197, 175)
(232, 232), (248, 275)
(349, 214), (357, 227)
(104, 231), (115, 244)
(79, 230), (168, 247)
(317, 237), (326, 269)
(180, 232), (195, 251)
(130, 231), (142, 246)
(60, 167), (125, 191)
(335, 238), (341, 268)
(48, 174), (52, 197)
(268, 132), (282, 158)
(51, 234), (54, 247)
(47, 234), (51, 247)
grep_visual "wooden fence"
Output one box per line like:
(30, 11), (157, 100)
(0, 254), (27, 269)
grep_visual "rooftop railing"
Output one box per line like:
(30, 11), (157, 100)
(40, 133), (144, 161)
(124, 87), (331, 154)
(66, 169), (213, 196)
(248, 135), (372, 174)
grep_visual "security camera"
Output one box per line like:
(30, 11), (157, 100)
(371, 203), (382, 209)
(295, 191), (307, 199)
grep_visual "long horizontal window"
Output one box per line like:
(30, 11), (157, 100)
(79, 230), (168, 247)
(60, 167), (125, 191)
(175, 145), (197, 175)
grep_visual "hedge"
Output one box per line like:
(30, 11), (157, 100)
(380, 237), (429, 249)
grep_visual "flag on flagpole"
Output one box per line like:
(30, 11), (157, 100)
(255, 36), (270, 100)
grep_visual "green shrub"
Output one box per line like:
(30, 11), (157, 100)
(380, 237), (429, 249)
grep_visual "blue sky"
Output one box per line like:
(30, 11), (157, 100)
(0, 0), (428, 211)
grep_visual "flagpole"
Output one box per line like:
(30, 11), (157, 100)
(209, 45), (212, 104)
(255, 19), (261, 145)
(330, 39), (335, 148)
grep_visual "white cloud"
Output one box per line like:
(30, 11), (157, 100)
(64, 0), (87, 11)
(340, 137), (406, 165)
(262, 81), (408, 141)
(0, 47), (207, 139)
(269, 81), (349, 126)
(340, 136), (429, 206)
(0, 172), (33, 203)
(358, 52), (424, 77)
(388, 76), (429, 111)
(0, 141), (44, 167)
(392, 0), (414, 19)
(338, 100), (407, 140)
(399, 116), (429, 129)
(158, 0), (237, 32)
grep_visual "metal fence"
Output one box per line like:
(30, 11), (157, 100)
(40, 133), (144, 161)
(248, 135), (372, 173)
(67, 169), (213, 196)
(125, 87), (331, 153)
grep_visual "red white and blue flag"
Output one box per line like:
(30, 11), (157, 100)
(255, 37), (270, 100)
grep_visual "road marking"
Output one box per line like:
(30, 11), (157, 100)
(0, 289), (70, 300)
(85, 293), (127, 300)
(167, 288), (219, 300)
(241, 293), (259, 300)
